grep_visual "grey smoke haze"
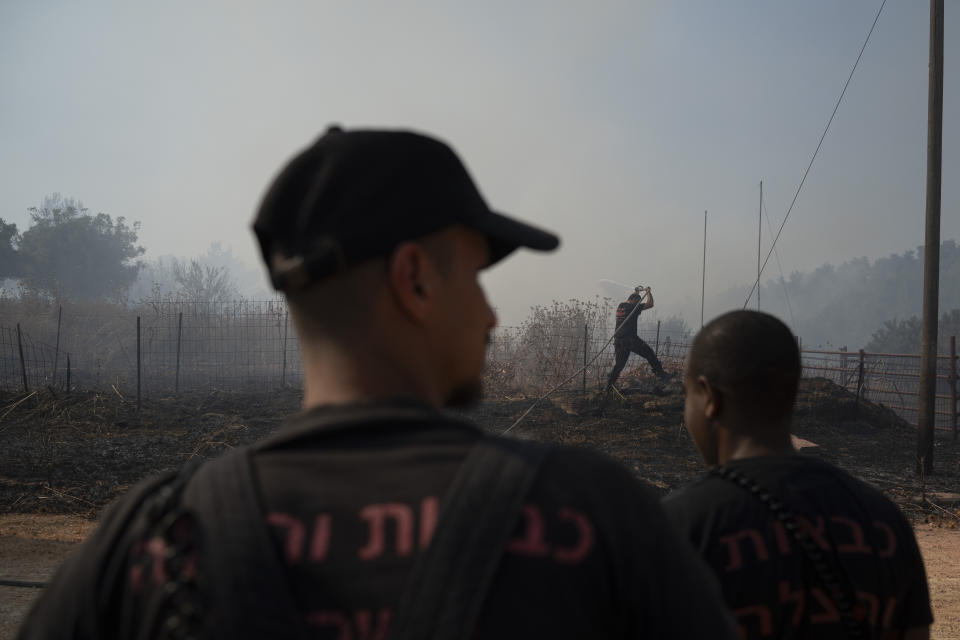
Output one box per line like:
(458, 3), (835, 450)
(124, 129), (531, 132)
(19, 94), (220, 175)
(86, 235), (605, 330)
(1, 2), (958, 337)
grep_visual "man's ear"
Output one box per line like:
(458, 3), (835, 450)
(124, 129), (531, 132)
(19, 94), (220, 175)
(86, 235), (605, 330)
(388, 242), (433, 322)
(699, 375), (723, 420)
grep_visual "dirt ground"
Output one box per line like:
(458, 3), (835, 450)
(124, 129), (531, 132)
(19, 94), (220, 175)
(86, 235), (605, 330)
(3, 516), (958, 639)
(1, 377), (958, 637)
(0, 516), (92, 640)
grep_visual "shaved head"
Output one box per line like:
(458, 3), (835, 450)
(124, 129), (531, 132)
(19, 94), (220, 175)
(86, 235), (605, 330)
(687, 310), (801, 423)
(286, 257), (387, 342)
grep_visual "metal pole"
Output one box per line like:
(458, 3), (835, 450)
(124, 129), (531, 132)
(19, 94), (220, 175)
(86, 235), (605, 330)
(281, 310), (289, 387)
(582, 323), (588, 394)
(655, 320), (661, 355)
(52, 305), (62, 383)
(758, 181), (762, 311)
(701, 210), (707, 328)
(917, 0), (943, 475)
(950, 335), (957, 441)
(136, 316), (141, 412)
(856, 349), (865, 409)
(16, 323), (28, 393)
(66, 353), (71, 394)
(175, 312), (183, 393)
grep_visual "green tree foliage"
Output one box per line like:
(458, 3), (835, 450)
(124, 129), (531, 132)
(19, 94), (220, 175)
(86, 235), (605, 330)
(13, 194), (144, 300)
(864, 317), (923, 353)
(0, 219), (20, 279)
(747, 239), (960, 349)
(865, 310), (960, 354)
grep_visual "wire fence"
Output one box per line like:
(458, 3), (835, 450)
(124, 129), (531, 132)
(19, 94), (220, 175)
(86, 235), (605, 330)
(801, 348), (957, 434)
(136, 300), (302, 394)
(485, 324), (690, 398)
(0, 300), (956, 434)
(0, 324), (67, 393)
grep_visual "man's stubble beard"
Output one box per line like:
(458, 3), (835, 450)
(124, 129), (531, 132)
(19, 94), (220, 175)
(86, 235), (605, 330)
(444, 378), (484, 409)
(443, 333), (491, 409)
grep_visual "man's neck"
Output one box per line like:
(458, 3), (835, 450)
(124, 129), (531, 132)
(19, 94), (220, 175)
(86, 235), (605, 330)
(299, 339), (442, 410)
(717, 421), (795, 464)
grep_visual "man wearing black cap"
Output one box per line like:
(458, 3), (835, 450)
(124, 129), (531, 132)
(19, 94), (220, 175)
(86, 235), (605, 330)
(19, 126), (737, 639)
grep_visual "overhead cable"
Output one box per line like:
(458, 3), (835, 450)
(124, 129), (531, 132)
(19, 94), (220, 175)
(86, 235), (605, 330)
(743, 0), (888, 308)
(762, 190), (797, 327)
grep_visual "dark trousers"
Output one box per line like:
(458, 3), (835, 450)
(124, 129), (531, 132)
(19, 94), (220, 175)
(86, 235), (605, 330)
(606, 335), (665, 389)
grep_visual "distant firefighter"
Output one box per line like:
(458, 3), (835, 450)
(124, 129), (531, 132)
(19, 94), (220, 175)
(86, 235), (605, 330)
(605, 286), (667, 391)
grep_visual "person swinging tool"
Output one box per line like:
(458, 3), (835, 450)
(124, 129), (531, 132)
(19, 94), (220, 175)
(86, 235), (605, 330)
(605, 286), (668, 391)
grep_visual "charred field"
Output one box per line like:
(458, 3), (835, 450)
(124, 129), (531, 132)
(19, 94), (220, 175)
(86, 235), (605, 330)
(0, 377), (957, 525)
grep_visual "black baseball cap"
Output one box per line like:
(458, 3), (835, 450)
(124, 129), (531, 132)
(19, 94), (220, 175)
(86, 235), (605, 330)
(253, 125), (560, 291)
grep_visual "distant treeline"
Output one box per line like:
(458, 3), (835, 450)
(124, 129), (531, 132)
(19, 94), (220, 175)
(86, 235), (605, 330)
(714, 239), (960, 352)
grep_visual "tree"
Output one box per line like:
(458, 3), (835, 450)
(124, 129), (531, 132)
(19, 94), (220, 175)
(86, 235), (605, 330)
(865, 310), (960, 354)
(865, 317), (923, 354)
(0, 219), (20, 280)
(171, 258), (240, 302)
(655, 314), (691, 343)
(15, 194), (144, 300)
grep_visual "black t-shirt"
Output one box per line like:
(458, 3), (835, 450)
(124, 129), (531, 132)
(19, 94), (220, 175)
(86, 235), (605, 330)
(614, 301), (643, 339)
(662, 455), (932, 639)
(253, 402), (737, 638)
(18, 400), (739, 640)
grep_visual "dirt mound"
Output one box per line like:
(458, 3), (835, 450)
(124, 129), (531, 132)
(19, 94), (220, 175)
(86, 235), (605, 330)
(468, 374), (960, 522)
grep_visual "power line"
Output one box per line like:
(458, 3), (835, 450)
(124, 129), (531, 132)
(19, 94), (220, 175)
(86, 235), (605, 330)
(743, 0), (888, 309)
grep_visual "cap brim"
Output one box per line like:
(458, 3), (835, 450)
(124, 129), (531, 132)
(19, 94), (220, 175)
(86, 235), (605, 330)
(469, 211), (560, 266)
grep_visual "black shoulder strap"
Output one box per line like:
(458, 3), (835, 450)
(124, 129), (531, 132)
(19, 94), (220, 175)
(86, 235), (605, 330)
(389, 437), (550, 640)
(183, 448), (311, 640)
(711, 465), (865, 640)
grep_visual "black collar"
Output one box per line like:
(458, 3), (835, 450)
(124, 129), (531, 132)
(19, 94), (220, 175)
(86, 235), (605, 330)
(254, 397), (481, 452)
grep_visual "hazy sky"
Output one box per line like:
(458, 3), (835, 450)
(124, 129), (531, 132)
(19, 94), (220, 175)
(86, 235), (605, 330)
(1, 1), (957, 326)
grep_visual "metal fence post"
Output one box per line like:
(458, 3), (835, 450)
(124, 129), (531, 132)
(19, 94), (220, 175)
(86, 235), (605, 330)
(950, 335), (957, 441)
(52, 305), (62, 384)
(281, 310), (289, 387)
(655, 320), (661, 355)
(582, 323), (588, 394)
(175, 312), (183, 393)
(66, 353), (71, 394)
(136, 316), (141, 412)
(16, 323), (28, 393)
(855, 349), (865, 409)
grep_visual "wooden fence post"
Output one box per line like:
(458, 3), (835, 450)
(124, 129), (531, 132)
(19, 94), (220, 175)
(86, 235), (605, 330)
(950, 335), (957, 441)
(136, 316), (141, 412)
(175, 312), (183, 393)
(582, 323), (588, 394)
(16, 323), (27, 393)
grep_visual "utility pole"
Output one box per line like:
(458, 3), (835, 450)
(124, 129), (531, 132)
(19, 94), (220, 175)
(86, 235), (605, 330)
(917, 0), (943, 475)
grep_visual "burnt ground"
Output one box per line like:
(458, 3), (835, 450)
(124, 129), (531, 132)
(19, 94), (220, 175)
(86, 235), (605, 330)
(0, 377), (957, 524)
